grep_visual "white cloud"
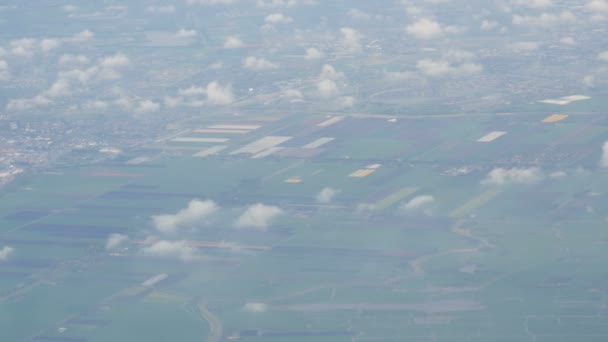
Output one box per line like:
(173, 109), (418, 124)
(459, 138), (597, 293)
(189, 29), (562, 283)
(6, 95), (52, 112)
(85, 100), (109, 110)
(243, 56), (278, 71)
(383, 71), (417, 82)
(417, 59), (450, 77)
(265, 13), (293, 24)
(283, 88), (303, 99)
(235, 204), (283, 230)
(316, 64), (344, 99)
(179, 85), (207, 96)
(146, 5), (176, 13)
(0, 246), (14, 261)
(481, 20), (499, 30)
(582, 75), (595, 87)
(512, 11), (576, 29)
(0, 60), (9, 81)
(100, 53), (130, 68)
(316, 187), (339, 203)
(71, 30), (95, 43)
(348, 8), (372, 20)
(10, 38), (38, 57)
(600, 141), (608, 168)
(141, 240), (197, 261)
(135, 100), (160, 114)
(406, 18), (444, 39)
(224, 36), (244, 48)
(481, 167), (543, 186)
(206, 81), (234, 105)
(598, 51), (608, 61)
(45, 79), (71, 98)
(317, 79), (340, 98)
(59, 54), (89, 67)
(585, 0), (608, 13)
(403, 195), (434, 210)
(510, 41), (540, 52)
(511, 0), (553, 9)
(319, 64), (343, 80)
(63, 5), (78, 12)
(152, 199), (219, 234)
(186, 0), (238, 5)
(176, 28), (197, 38)
(243, 302), (268, 313)
(336, 96), (355, 108)
(340, 27), (362, 53)
(560, 36), (576, 46)
(164, 96), (183, 108)
(549, 171), (567, 180)
(304, 47), (324, 60)
(40, 38), (61, 53)
(106, 233), (128, 250)
(416, 59), (482, 77)
(257, 0), (298, 8)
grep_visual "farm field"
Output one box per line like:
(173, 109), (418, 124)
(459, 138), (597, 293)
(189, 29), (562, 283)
(2, 109), (608, 341)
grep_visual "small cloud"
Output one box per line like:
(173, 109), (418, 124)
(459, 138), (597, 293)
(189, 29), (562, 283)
(416, 59), (482, 77)
(243, 56), (278, 71)
(146, 5), (176, 13)
(141, 240), (197, 261)
(100, 53), (129, 69)
(406, 18), (444, 39)
(186, 0), (238, 5)
(6, 95), (52, 112)
(549, 171), (567, 180)
(582, 75), (595, 87)
(265, 13), (293, 24)
(63, 5), (78, 12)
(59, 54), (89, 67)
(510, 41), (540, 52)
(316, 187), (339, 203)
(152, 199), (219, 234)
(45, 79), (71, 98)
(304, 47), (324, 60)
(0, 246), (14, 261)
(71, 30), (95, 43)
(179, 85), (207, 96)
(316, 64), (344, 99)
(348, 8), (371, 20)
(10, 38), (38, 57)
(481, 167), (543, 186)
(512, 11), (576, 29)
(176, 28), (197, 38)
(206, 81), (234, 105)
(40, 38), (61, 53)
(135, 100), (160, 114)
(481, 20), (499, 30)
(235, 204), (283, 230)
(283, 88), (303, 100)
(256, 0), (298, 8)
(600, 141), (608, 168)
(339, 27), (362, 53)
(243, 302), (268, 313)
(317, 79), (340, 98)
(598, 51), (608, 61)
(511, 0), (553, 8)
(560, 36), (576, 46)
(586, 0), (608, 14)
(224, 36), (244, 48)
(0, 60), (9, 81)
(84, 100), (109, 110)
(106, 233), (128, 250)
(403, 195), (435, 210)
